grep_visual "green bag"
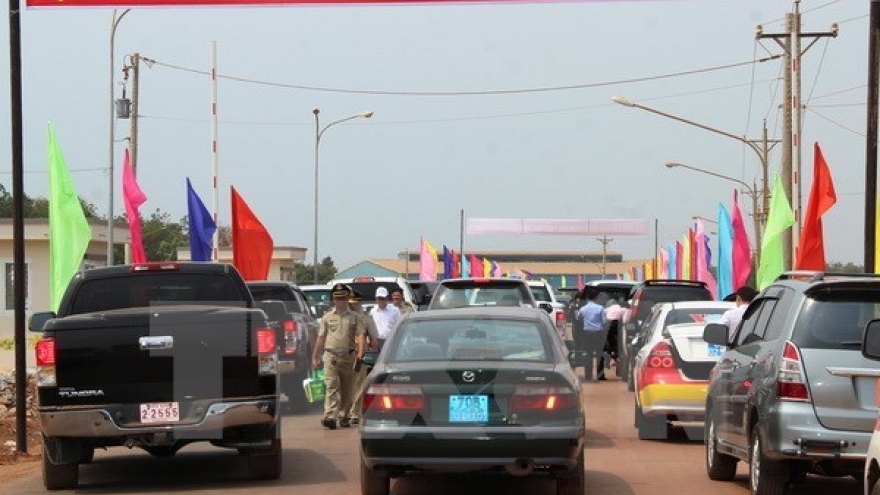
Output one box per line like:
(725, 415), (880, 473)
(303, 369), (326, 403)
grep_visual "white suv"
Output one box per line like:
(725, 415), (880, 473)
(328, 276), (417, 313)
(527, 280), (566, 335)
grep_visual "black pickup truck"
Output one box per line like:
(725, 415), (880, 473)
(30, 262), (282, 490)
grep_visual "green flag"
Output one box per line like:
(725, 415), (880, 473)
(757, 173), (795, 290)
(48, 123), (91, 311)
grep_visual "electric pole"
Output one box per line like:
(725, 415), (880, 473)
(866, 0), (880, 272)
(597, 236), (613, 279)
(126, 52), (140, 176)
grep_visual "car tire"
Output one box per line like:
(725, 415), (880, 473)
(626, 360), (635, 392)
(635, 403), (668, 440)
(41, 436), (79, 490)
(749, 429), (788, 495)
(556, 448), (585, 495)
(705, 413), (737, 481)
(360, 456), (390, 495)
(245, 438), (282, 480)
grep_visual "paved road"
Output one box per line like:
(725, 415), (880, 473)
(5, 369), (865, 495)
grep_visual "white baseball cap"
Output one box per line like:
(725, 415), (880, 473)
(375, 287), (389, 299)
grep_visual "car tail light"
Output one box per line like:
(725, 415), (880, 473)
(283, 319), (298, 355)
(131, 263), (179, 272)
(256, 327), (277, 376)
(646, 341), (675, 369)
(555, 311), (566, 329)
(363, 384), (426, 414)
(637, 341), (681, 390)
(510, 385), (578, 415)
(778, 341), (810, 402)
(35, 338), (56, 386)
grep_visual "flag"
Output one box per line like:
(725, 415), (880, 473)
(667, 243), (676, 279)
(121, 149), (147, 263)
(675, 241), (683, 278)
(717, 203), (734, 300)
(419, 239), (438, 281)
(461, 254), (469, 278)
(695, 219), (718, 299)
(187, 178), (216, 262)
(560, 275), (568, 288)
(731, 189), (752, 288)
(658, 248), (669, 278)
(491, 261), (503, 278)
(795, 143), (837, 270)
(483, 258), (492, 278)
(48, 123), (92, 312)
(681, 234), (691, 280)
(521, 269), (533, 281)
(689, 228), (697, 280)
(757, 174), (795, 289)
(468, 254), (482, 277)
(231, 186), (274, 281)
(442, 245), (452, 279)
(451, 249), (461, 278)
(577, 274), (585, 290)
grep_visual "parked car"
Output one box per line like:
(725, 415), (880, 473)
(300, 284), (333, 318)
(329, 276), (417, 313)
(410, 281), (439, 310)
(428, 278), (539, 310)
(703, 272), (880, 495)
(620, 279), (712, 385)
(247, 281), (319, 413)
(528, 280), (567, 336)
(860, 320), (880, 495)
(630, 301), (735, 439)
(358, 306), (585, 495)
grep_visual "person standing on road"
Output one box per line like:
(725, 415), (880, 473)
(391, 288), (416, 316)
(719, 285), (758, 339)
(575, 289), (608, 382)
(369, 286), (400, 350)
(311, 283), (365, 430)
(599, 299), (624, 380)
(347, 290), (379, 426)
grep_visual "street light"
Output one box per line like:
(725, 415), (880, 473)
(666, 162), (761, 264)
(312, 108), (374, 283)
(108, 8), (130, 266)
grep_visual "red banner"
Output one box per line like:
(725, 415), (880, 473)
(28, 0), (496, 6)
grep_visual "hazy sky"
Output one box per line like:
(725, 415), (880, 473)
(0, 0), (870, 271)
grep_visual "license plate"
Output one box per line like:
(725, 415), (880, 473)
(707, 343), (726, 358)
(448, 395), (488, 423)
(139, 402), (180, 424)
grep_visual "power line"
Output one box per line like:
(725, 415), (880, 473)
(806, 107), (865, 137)
(810, 84), (867, 100)
(141, 54), (781, 97)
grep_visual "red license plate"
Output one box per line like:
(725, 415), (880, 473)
(139, 402), (180, 424)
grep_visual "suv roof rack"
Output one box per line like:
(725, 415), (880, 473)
(776, 271), (880, 282)
(641, 279), (709, 287)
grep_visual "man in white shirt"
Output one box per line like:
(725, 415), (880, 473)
(370, 287), (400, 348)
(720, 285), (759, 338)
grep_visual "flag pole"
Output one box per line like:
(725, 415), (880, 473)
(459, 209), (465, 277)
(211, 41), (219, 261)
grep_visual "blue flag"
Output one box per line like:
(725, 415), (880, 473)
(442, 245), (452, 280)
(186, 178), (216, 261)
(667, 243), (677, 279)
(717, 203), (734, 300)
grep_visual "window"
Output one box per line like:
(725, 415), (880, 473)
(5, 262), (28, 311)
(735, 299), (765, 346)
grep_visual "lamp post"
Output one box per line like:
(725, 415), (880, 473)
(611, 96), (773, 245)
(666, 162), (762, 264)
(108, 9), (130, 266)
(312, 108), (374, 283)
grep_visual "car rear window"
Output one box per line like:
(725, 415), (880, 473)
(70, 274), (243, 314)
(794, 292), (880, 350)
(635, 287), (712, 319)
(432, 281), (533, 309)
(388, 317), (551, 363)
(347, 282), (403, 302)
(530, 285), (552, 301)
(249, 286), (307, 314)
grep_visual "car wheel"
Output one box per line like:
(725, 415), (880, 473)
(556, 448), (584, 495)
(705, 413), (737, 481)
(41, 436), (79, 490)
(360, 455), (390, 495)
(245, 438), (282, 480)
(749, 429), (788, 495)
(635, 403), (667, 440)
(626, 360), (635, 392)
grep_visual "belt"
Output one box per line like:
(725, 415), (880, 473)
(325, 348), (355, 357)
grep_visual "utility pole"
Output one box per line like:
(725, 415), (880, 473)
(757, 2), (837, 268)
(126, 53), (140, 176)
(866, 0), (880, 272)
(597, 236), (612, 279)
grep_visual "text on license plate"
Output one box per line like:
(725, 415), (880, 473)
(448, 395), (488, 422)
(707, 343), (726, 358)
(140, 402), (180, 424)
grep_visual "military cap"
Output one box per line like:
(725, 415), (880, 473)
(348, 290), (363, 303)
(331, 283), (350, 298)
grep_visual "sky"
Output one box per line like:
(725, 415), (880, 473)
(0, 0), (871, 271)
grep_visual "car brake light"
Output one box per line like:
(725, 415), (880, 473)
(363, 384), (426, 413)
(555, 311), (566, 327)
(778, 341), (810, 402)
(646, 341), (675, 368)
(257, 328), (276, 354)
(35, 338), (56, 387)
(510, 385), (578, 413)
(131, 263), (179, 272)
(256, 327), (277, 376)
(283, 319), (298, 355)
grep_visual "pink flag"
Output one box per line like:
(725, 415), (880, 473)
(731, 189), (752, 287)
(658, 248), (670, 278)
(468, 254), (483, 277)
(695, 220), (718, 299)
(675, 241), (683, 278)
(122, 149), (148, 263)
(418, 238), (438, 281)
(577, 274), (585, 290)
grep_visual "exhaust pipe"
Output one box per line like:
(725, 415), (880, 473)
(505, 458), (535, 476)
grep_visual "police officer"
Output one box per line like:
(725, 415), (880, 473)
(311, 283), (365, 429)
(347, 290), (380, 425)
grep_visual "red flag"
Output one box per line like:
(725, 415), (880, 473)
(689, 227), (697, 280)
(231, 186), (274, 281)
(451, 249), (461, 278)
(795, 143), (837, 270)
(731, 189), (752, 287)
(468, 254), (483, 277)
(121, 149), (148, 263)
(675, 241), (683, 278)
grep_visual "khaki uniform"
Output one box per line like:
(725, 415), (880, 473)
(319, 308), (365, 422)
(349, 311), (379, 421)
(394, 301), (416, 316)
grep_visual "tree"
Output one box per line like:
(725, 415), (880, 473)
(294, 256), (337, 284)
(826, 261), (864, 273)
(0, 184), (98, 219)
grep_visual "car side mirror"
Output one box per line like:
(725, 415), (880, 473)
(862, 320), (880, 359)
(257, 300), (287, 323)
(538, 302), (553, 314)
(362, 350), (379, 367)
(703, 323), (730, 346)
(29, 311), (56, 332)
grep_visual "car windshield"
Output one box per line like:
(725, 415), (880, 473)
(432, 282), (531, 309)
(387, 317), (551, 363)
(794, 291), (880, 350)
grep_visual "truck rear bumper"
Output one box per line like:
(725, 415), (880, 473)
(40, 398), (277, 438)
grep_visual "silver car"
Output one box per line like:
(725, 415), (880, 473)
(703, 272), (880, 495)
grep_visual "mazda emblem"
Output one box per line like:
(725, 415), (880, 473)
(462, 371), (476, 383)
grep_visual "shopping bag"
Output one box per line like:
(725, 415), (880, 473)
(302, 369), (326, 403)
